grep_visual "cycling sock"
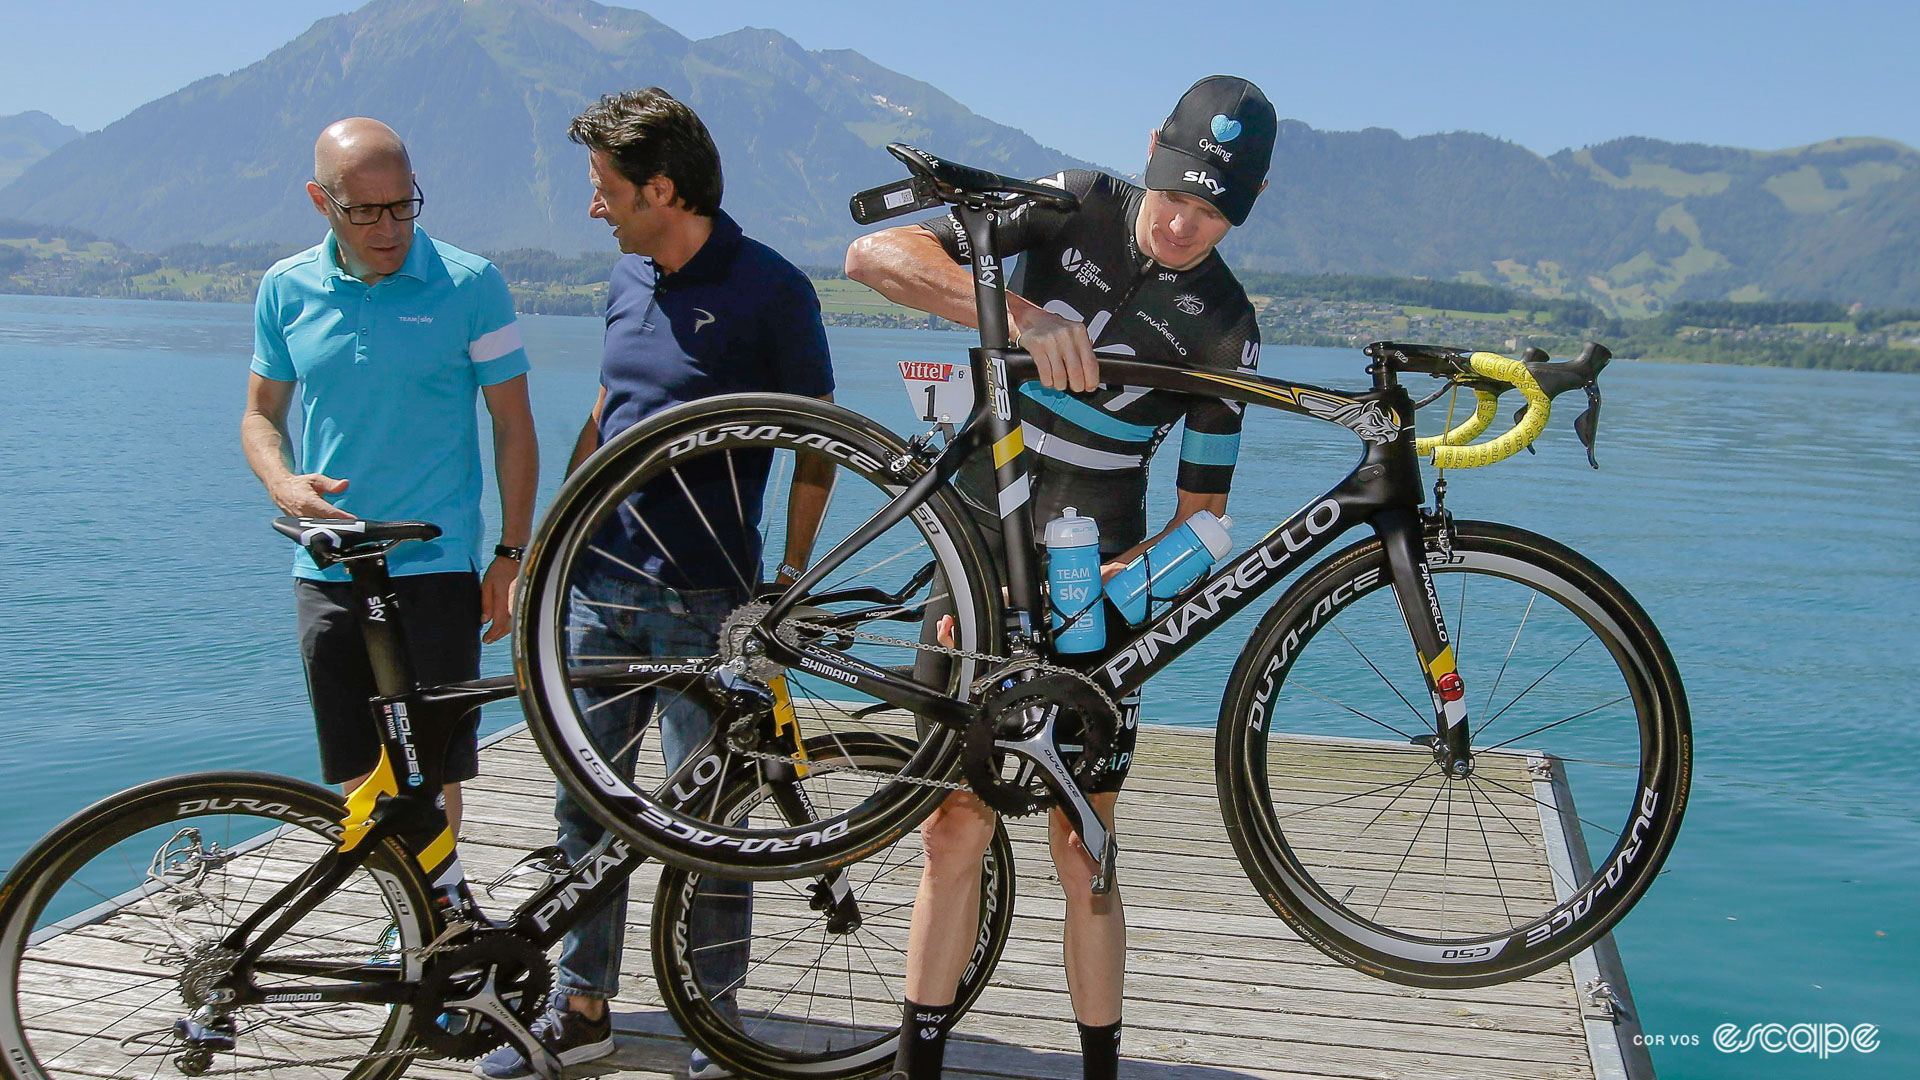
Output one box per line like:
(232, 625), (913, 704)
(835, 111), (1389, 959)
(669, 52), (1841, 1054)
(892, 998), (956, 1079)
(1077, 1019), (1121, 1080)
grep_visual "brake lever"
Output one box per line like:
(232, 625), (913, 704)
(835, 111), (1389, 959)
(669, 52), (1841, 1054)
(1574, 383), (1602, 468)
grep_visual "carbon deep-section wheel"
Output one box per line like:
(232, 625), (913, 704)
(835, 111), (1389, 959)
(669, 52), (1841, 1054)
(517, 394), (1002, 879)
(651, 734), (1014, 1080)
(0, 772), (439, 1080)
(1216, 522), (1690, 987)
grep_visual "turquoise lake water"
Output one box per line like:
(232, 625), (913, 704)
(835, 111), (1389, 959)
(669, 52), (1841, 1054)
(1, 293), (1915, 1076)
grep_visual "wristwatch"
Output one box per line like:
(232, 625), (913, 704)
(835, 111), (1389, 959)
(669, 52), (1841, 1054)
(494, 544), (527, 562)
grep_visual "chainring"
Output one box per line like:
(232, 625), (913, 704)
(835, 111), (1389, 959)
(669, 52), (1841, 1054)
(963, 664), (1118, 816)
(410, 935), (552, 1060)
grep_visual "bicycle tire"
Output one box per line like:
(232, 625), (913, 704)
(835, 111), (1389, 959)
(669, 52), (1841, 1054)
(651, 733), (1014, 1080)
(517, 393), (1002, 879)
(0, 772), (439, 1080)
(1216, 521), (1690, 987)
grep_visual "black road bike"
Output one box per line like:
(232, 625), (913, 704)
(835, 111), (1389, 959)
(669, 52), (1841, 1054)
(0, 521), (1014, 1080)
(513, 144), (1691, 989)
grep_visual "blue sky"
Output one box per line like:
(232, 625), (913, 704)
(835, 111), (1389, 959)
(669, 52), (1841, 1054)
(3, 0), (1914, 168)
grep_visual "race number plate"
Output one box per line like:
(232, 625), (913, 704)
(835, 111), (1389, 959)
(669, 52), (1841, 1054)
(898, 360), (976, 424)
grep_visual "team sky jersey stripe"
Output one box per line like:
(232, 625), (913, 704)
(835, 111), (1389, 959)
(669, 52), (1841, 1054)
(920, 168), (1260, 551)
(1180, 429), (1241, 466)
(1020, 383), (1159, 441)
(1025, 424), (1147, 471)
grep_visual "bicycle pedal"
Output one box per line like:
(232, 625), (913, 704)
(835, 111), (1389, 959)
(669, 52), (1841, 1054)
(1090, 835), (1120, 896)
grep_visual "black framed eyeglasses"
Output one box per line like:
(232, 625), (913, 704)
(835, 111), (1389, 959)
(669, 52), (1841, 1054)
(313, 179), (425, 225)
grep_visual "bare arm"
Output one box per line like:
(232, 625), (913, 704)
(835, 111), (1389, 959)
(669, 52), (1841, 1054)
(845, 227), (1097, 392)
(479, 374), (539, 643)
(777, 395), (837, 583)
(567, 386), (607, 477)
(241, 372), (352, 518)
(1102, 488), (1229, 579)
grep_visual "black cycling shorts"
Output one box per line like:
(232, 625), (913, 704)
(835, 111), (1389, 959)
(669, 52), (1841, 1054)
(294, 571), (482, 785)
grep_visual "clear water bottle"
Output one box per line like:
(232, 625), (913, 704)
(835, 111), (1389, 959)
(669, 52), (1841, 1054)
(1044, 507), (1106, 653)
(1105, 511), (1234, 625)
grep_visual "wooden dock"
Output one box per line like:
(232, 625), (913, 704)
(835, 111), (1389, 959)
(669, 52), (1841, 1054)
(11, 719), (1651, 1080)
(444, 722), (1652, 1080)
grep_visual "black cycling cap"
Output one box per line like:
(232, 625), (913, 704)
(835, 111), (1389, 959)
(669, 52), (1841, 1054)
(1144, 75), (1276, 226)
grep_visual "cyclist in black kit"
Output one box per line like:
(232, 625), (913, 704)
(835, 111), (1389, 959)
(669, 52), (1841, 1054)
(845, 75), (1277, 1080)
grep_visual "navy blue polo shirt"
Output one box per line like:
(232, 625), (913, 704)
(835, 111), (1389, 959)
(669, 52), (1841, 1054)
(595, 210), (833, 593)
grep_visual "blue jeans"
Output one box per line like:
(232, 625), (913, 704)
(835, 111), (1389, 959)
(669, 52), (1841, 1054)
(554, 573), (750, 1003)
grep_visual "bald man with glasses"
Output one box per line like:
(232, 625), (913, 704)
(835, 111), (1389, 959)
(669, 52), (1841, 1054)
(242, 118), (539, 827)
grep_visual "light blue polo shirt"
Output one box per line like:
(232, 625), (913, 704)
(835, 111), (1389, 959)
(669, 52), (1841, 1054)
(251, 226), (531, 581)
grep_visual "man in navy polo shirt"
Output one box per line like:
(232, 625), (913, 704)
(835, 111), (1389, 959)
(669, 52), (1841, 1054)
(475, 89), (832, 1080)
(243, 118), (538, 834)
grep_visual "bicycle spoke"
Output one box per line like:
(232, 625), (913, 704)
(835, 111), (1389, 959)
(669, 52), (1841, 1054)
(1367, 769), (1451, 924)
(1466, 775), (1576, 897)
(822, 540), (931, 596)
(1479, 591), (1536, 721)
(1287, 679), (1423, 743)
(1276, 764), (1437, 822)
(1476, 633), (1594, 739)
(1471, 772), (1622, 841)
(1480, 693), (1632, 754)
(1463, 777), (1516, 925)
(670, 465), (756, 598)
(1328, 621), (1429, 730)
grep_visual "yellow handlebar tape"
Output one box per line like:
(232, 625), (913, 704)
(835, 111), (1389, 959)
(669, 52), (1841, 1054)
(1414, 387), (1500, 457)
(1428, 352), (1552, 470)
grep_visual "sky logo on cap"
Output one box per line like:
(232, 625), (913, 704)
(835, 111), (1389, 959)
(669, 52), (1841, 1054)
(1211, 114), (1243, 142)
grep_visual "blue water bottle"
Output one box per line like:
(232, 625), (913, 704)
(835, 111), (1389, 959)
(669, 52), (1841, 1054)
(1105, 511), (1234, 624)
(1045, 507), (1106, 653)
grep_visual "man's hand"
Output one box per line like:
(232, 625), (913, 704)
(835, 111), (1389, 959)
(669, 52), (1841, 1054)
(270, 474), (353, 518)
(1013, 305), (1100, 392)
(480, 556), (518, 643)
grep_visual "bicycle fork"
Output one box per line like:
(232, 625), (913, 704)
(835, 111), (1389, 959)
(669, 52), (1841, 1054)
(1376, 508), (1475, 775)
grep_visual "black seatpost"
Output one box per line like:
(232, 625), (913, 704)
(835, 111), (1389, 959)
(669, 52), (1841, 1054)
(340, 551), (417, 697)
(954, 202), (1042, 623)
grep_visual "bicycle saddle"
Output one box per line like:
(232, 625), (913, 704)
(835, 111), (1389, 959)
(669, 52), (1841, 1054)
(271, 516), (441, 564)
(885, 143), (1080, 211)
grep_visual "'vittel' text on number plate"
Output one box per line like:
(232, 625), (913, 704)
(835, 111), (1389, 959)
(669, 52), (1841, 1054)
(898, 360), (975, 424)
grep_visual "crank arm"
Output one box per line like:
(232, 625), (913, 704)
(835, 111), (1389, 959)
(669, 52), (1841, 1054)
(994, 728), (1119, 894)
(451, 974), (564, 1080)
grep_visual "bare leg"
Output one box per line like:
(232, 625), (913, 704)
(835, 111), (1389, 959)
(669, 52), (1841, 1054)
(902, 790), (999, 1004)
(442, 782), (463, 835)
(1050, 792), (1124, 1026)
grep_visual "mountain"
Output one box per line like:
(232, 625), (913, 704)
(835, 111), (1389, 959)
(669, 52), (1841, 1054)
(0, 112), (81, 190)
(4, 0), (1917, 311)
(1217, 125), (1920, 313)
(0, 0), (1093, 263)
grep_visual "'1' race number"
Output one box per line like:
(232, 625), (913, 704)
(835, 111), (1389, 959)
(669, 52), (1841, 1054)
(897, 361), (975, 424)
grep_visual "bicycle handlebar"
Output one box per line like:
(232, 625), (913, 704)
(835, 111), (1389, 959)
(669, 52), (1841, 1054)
(1374, 340), (1610, 470)
(1424, 352), (1553, 469)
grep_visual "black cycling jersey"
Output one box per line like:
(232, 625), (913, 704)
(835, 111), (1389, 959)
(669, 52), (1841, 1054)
(920, 169), (1261, 553)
